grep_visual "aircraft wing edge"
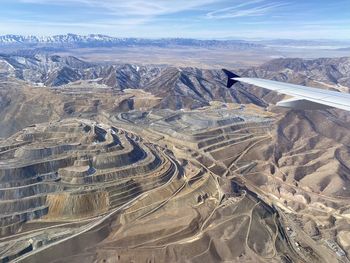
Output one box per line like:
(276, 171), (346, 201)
(222, 69), (350, 112)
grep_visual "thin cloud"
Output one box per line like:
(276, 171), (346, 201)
(16, 0), (227, 30)
(3, 0), (350, 40)
(19, 0), (224, 16)
(206, 0), (287, 19)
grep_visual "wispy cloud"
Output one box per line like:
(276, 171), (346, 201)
(15, 0), (226, 30)
(2, 0), (350, 40)
(206, 0), (287, 19)
(19, 0), (224, 16)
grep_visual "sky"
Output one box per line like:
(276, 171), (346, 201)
(0, 0), (350, 40)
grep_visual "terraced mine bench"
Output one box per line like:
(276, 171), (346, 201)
(0, 118), (182, 262)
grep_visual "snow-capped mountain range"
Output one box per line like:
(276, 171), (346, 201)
(0, 34), (118, 44)
(0, 34), (263, 49)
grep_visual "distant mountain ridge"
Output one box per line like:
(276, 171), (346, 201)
(0, 34), (127, 45)
(1, 53), (349, 109)
(0, 34), (263, 49)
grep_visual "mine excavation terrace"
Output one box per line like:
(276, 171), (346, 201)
(116, 107), (274, 173)
(110, 106), (349, 263)
(0, 92), (348, 263)
(0, 119), (180, 261)
(0, 54), (349, 262)
(0, 111), (289, 261)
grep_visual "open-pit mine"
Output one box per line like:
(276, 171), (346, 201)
(0, 54), (350, 262)
(0, 109), (337, 263)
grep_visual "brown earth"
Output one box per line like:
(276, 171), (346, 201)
(0, 56), (350, 262)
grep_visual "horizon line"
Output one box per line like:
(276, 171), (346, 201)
(1, 33), (350, 42)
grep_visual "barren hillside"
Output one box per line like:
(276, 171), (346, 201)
(0, 55), (349, 262)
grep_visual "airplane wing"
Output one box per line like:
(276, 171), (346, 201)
(222, 69), (350, 112)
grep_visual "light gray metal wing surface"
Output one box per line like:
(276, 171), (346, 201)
(234, 78), (350, 111)
(221, 69), (350, 112)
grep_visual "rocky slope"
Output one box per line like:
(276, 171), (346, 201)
(0, 54), (350, 262)
(1, 54), (350, 109)
(1, 54), (349, 138)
